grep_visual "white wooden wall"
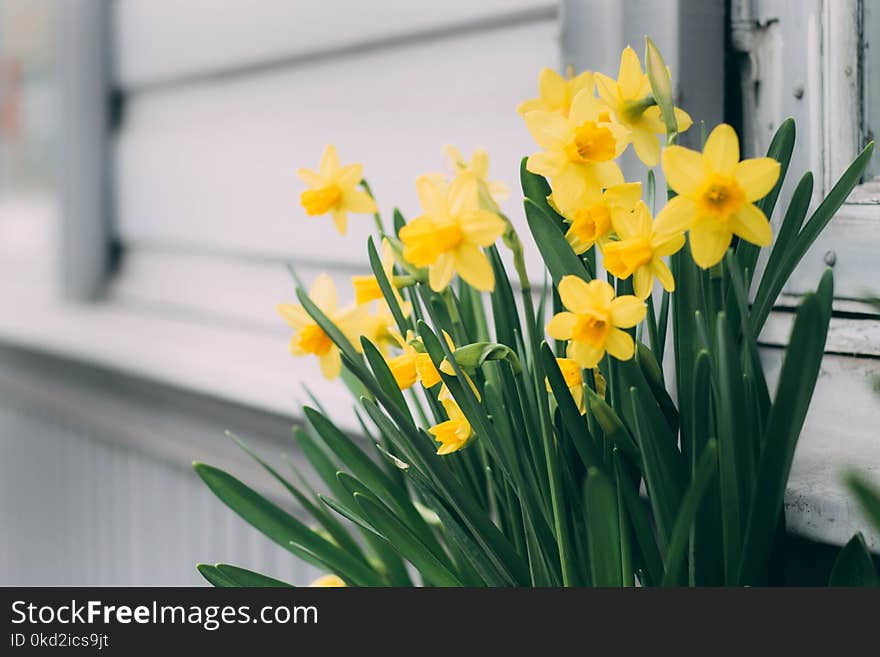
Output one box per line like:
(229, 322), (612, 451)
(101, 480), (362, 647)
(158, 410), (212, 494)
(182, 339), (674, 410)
(108, 0), (560, 329)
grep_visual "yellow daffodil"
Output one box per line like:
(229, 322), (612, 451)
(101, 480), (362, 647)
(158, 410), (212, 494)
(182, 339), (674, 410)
(277, 274), (367, 380)
(399, 175), (506, 292)
(429, 396), (473, 455)
(603, 200), (685, 299)
(297, 144), (377, 235)
(310, 574), (347, 587)
(517, 67), (595, 117)
(654, 123), (781, 268)
(444, 145), (510, 206)
(384, 330), (453, 390)
(546, 276), (646, 368)
(550, 182), (642, 254)
(524, 90), (629, 209)
(545, 357), (586, 415)
(360, 302), (400, 356)
(595, 46), (692, 166)
(351, 238), (413, 318)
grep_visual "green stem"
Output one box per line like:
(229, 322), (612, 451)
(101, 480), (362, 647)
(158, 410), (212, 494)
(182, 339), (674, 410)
(360, 178), (386, 235)
(505, 220), (575, 587)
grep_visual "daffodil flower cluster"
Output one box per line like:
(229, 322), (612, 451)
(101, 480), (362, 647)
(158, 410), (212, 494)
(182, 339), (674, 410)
(199, 37), (873, 589)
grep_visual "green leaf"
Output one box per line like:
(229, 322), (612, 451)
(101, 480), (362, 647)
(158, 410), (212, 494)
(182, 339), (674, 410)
(227, 431), (367, 563)
(367, 236), (409, 335)
(303, 405), (440, 556)
(487, 246), (522, 347)
(586, 388), (641, 469)
(635, 342), (678, 433)
(541, 343), (602, 471)
(296, 287), (364, 372)
(584, 467), (622, 586)
(844, 472), (880, 535)
(751, 171), (812, 332)
(197, 564), (238, 588)
(193, 462), (383, 586)
(735, 118), (796, 286)
(738, 274), (833, 585)
(828, 534), (879, 586)
(524, 198), (590, 285)
(520, 156), (561, 221)
(353, 492), (463, 587)
(215, 564), (295, 587)
(613, 451), (663, 586)
(714, 311), (750, 583)
(628, 386), (686, 550)
(360, 337), (410, 418)
(662, 440), (718, 586)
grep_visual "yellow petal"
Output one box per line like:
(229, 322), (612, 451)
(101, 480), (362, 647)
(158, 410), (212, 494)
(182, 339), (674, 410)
(569, 88), (600, 126)
(416, 175), (447, 216)
(674, 107), (693, 132)
(618, 46), (644, 99)
(297, 167), (323, 187)
(453, 244), (495, 291)
(310, 574), (346, 587)
(277, 303), (310, 330)
(633, 266), (653, 299)
(662, 145), (704, 196)
(613, 199), (651, 239)
(652, 258), (675, 292)
(557, 275), (593, 314)
(630, 125), (661, 167)
(653, 195), (697, 235)
(639, 106), (666, 133)
(516, 97), (543, 116)
(547, 311), (578, 340)
(332, 209), (347, 235)
(567, 339), (604, 368)
(416, 353), (441, 388)
(570, 70), (595, 97)
(448, 174), (479, 216)
(319, 144), (340, 178)
(429, 252), (456, 291)
(734, 157), (781, 202)
(652, 231), (686, 257)
(593, 72), (620, 110)
(730, 203), (772, 247)
(689, 221), (733, 268)
(318, 348), (342, 379)
(703, 124), (740, 175)
(524, 111), (570, 150)
(343, 189), (378, 214)
(388, 353), (418, 389)
(336, 163), (363, 190)
(604, 182), (643, 211)
(609, 295), (646, 328)
(460, 209), (506, 246)
(310, 274), (338, 311)
(526, 150), (567, 178)
(605, 328), (635, 361)
(538, 67), (569, 110)
(592, 160), (626, 188)
(470, 149), (490, 178)
(551, 165), (592, 208)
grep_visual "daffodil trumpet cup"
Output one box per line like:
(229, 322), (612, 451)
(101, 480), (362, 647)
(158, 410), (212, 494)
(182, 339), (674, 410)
(194, 38), (880, 589)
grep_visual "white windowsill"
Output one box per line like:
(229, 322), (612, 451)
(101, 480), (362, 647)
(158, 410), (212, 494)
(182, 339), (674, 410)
(0, 281), (877, 553)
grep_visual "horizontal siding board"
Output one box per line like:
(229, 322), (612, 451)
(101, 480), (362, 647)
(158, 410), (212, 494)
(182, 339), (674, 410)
(783, 200), (880, 299)
(113, 0), (557, 89)
(114, 19), (557, 277)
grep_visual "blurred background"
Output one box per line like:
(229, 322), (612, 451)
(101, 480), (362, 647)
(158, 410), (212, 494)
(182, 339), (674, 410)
(0, 0), (877, 585)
